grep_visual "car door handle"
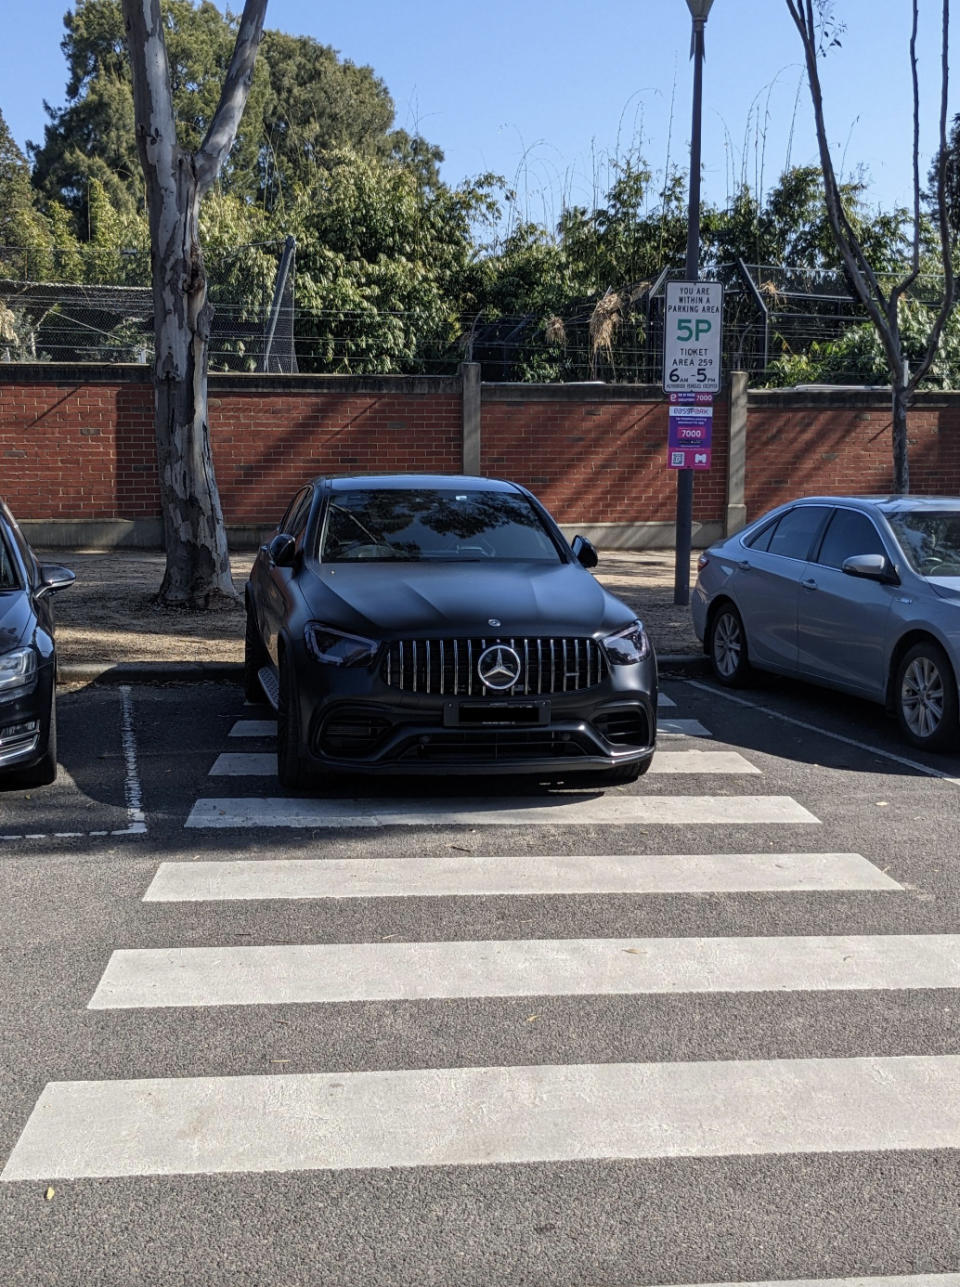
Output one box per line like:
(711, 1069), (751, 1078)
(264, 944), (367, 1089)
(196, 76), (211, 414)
(737, 560), (752, 571)
(800, 577), (818, 590)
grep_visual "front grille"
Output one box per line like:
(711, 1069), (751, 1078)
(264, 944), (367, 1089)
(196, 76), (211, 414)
(382, 637), (608, 697)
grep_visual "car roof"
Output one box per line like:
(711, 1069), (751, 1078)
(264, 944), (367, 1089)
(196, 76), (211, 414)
(321, 474), (524, 493)
(780, 495), (960, 514)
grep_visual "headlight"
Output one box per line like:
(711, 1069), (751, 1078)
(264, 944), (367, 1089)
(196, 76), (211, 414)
(602, 620), (651, 665)
(304, 624), (379, 667)
(0, 646), (38, 693)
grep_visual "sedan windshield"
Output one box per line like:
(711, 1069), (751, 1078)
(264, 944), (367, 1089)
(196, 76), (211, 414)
(319, 488), (563, 562)
(887, 510), (960, 577)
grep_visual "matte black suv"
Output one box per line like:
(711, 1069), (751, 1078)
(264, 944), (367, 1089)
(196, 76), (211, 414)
(245, 474), (658, 788)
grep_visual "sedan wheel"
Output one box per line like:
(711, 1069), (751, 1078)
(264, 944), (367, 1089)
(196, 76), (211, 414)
(708, 604), (751, 686)
(895, 642), (960, 751)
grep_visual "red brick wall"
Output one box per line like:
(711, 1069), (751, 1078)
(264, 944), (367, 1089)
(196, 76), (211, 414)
(745, 393), (960, 516)
(3, 369), (960, 534)
(0, 371), (462, 527)
(480, 391), (727, 524)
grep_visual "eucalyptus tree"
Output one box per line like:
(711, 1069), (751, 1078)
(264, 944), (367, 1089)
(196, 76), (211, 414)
(785, 0), (955, 492)
(122, 0), (268, 606)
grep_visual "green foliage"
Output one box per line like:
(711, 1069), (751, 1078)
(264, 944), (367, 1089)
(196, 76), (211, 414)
(29, 0), (400, 228)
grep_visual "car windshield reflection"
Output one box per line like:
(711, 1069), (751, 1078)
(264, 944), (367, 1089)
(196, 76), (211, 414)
(887, 511), (960, 577)
(319, 488), (563, 563)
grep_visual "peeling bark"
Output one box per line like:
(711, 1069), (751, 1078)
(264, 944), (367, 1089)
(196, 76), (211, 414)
(123, 0), (267, 607)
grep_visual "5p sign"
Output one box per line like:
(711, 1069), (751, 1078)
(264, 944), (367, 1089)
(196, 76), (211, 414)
(663, 281), (723, 393)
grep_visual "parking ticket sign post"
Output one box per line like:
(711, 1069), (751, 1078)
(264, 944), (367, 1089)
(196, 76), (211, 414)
(664, 279), (722, 604)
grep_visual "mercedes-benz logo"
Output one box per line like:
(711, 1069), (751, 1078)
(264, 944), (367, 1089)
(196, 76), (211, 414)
(477, 644), (522, 690)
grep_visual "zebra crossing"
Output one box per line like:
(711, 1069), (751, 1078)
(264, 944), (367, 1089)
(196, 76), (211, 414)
(3, 680), (958, 1283)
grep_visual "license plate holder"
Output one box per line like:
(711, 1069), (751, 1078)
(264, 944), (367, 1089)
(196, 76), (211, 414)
(444, 699), (550, 727)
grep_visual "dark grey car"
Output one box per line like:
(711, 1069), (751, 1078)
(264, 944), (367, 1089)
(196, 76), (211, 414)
(0, 500), (75, 786)
(692, 495), (960, 751)
(245, 474), (658, 788)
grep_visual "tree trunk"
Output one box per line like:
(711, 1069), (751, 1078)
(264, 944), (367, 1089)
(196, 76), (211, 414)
(124, 0), (267, 608)
(149, 159), (235, 607)
(891, 381), (911, 494)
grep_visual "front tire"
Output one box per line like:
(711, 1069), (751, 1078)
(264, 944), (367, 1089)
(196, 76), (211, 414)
(276, 651), (310, 790)
(895, 641), (960, 751)
(708, 602), (752, 686)
(244, 600), (269, 703)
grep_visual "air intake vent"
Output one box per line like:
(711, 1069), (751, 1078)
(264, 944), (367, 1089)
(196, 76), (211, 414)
(594, 709), (650, 748)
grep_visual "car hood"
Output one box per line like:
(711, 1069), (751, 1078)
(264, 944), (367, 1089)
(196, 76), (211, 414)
(299, 560), (635, 638)
(0, 591), (31, 652)
(930, 577), (960, 601)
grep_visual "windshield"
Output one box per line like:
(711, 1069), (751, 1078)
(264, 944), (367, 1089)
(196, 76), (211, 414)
(887, 510), (960, 577)
(319, 488), (563, 563)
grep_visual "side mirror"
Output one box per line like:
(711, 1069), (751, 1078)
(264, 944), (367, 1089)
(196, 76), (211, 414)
(571, 534), (599, 569)
(266, 533), (297, 568)
(36, 563), (76, 597)
(842, 552), (899, 585)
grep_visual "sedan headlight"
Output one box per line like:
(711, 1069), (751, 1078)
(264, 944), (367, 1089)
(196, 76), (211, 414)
(304, 624), (379, 667)
(0, 646), (38, 694)
(602, 620), (651, 666)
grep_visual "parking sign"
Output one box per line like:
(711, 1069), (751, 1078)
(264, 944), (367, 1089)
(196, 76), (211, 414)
(663, 281), (723, 393)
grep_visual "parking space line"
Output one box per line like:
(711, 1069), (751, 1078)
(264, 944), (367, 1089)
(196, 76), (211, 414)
(686, 680), (960, 786)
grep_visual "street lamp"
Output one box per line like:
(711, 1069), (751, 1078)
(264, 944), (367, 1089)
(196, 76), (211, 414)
(674, 0), (714, 606)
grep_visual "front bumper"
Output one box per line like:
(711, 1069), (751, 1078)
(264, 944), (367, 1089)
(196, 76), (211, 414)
(0, 660), (51, 773)
(288, 651), (657, 777)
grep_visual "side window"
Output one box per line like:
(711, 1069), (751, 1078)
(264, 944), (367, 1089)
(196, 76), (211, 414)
(816, 509), (887, 569)
(0, 531), (19, 590)
(765, 505), (831, 561)
(280, 487), (313, 538)
(744, 519), (777, 553)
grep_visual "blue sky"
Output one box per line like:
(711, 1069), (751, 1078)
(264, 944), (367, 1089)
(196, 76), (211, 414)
(0, 0), (955, 227)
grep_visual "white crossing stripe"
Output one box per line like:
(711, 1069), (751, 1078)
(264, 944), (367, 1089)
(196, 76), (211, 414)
(208, 749), (761, 778)
(144, 852), (900, 902)
(184, 795), (818, 829)
(87, 934), (954, 1009)
(658, 718), (712, 737)
(665, 1279), (960, 1287)
(5, 1055), (960, 1179)
(228, 720), (276, 738)
(657, 693), (677, 708)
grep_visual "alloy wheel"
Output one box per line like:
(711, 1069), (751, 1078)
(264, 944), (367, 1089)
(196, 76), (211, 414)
(900, 655), (945, 740)
(713, 611), (743, 680)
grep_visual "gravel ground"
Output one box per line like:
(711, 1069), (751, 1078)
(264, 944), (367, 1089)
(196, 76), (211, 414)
(40, 548), (704, 667)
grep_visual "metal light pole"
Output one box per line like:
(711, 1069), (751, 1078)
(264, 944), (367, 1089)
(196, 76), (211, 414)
(673, 0), (713, 606)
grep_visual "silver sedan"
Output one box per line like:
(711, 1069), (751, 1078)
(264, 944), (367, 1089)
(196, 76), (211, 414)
(691, 495), (960, 751)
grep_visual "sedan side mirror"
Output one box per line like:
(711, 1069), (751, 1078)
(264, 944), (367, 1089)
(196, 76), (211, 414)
(266, 533), (297, 568)
(571, 534), (599, 569)
(842, 552), (899, 585)
(36, 563), (76, 597)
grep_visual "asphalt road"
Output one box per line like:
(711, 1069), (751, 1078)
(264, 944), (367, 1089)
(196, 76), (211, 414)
(0, 674), (959, 1286)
